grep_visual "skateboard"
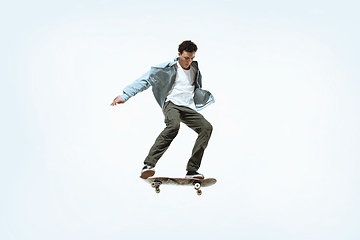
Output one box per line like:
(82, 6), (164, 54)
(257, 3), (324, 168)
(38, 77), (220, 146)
(146, 177), (217, 196)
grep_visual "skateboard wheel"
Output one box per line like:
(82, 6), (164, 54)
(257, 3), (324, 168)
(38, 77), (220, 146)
(151, 182), (157, 188)
(194, 183), (201, 190)
(197, 190), (202, 196)
(155, 187), (160, 194)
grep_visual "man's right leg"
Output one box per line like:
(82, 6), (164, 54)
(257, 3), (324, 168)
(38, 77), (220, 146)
(144, 102), (181, 168)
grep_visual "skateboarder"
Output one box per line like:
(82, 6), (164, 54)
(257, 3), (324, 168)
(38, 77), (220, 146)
(110, 40), (214, 179)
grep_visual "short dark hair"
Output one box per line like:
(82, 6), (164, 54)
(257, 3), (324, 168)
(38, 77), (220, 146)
(178, 40), (198, 54)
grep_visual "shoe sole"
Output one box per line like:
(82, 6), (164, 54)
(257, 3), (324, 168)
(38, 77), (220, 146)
(185, 175), (204, 180)
(140, 170), (155, 179)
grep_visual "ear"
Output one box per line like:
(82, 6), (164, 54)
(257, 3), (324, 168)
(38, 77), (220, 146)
(178, 52), (181, 57)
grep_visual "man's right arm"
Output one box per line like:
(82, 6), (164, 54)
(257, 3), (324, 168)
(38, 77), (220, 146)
(110, 69), (155, 107)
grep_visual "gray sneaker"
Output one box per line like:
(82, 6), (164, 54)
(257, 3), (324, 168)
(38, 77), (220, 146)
(140, 164), (155, 179)
(185, 171), (204, 179)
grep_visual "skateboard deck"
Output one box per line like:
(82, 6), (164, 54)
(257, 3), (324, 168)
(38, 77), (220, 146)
(146, 177), (217, 196)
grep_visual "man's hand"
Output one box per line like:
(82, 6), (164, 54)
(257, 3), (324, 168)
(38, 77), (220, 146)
(110, 96), (124, 106)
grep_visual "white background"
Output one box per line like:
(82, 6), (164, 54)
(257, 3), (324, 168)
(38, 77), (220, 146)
(1, 0), (360, 239)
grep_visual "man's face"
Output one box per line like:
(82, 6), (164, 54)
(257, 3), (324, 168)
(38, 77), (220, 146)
(178, 51), (196, 70)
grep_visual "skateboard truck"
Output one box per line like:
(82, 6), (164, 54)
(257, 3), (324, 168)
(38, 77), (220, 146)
(193, 182), (202, 195)
(151, 181), (161, 194)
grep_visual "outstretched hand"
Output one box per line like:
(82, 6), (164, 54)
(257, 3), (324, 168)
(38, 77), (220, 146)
(110, 96), (124, 106)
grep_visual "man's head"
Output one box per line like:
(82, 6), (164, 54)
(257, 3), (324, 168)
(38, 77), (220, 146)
(178, 40), (197, 70)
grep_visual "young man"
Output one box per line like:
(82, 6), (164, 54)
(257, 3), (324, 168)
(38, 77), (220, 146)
(110, 40), (214, 179)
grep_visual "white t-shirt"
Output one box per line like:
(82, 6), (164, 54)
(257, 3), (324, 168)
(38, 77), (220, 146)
(166, 62), (196, 110)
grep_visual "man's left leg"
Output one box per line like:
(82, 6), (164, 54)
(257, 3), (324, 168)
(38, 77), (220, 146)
(179, 107), (213, 176)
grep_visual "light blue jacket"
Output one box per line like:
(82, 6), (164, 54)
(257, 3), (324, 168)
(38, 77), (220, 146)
(119, 57), (215, 111)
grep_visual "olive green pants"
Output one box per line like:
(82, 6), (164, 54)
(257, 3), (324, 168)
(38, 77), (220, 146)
(144, 101), (213, 172)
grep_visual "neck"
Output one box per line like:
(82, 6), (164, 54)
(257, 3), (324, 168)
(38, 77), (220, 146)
(178, 61), (190, 70)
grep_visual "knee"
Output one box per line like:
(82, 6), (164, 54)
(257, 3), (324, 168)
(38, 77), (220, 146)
(166, 118), (181, 133)
(201, 121), (213, 135)
(206, 122), (213, 133)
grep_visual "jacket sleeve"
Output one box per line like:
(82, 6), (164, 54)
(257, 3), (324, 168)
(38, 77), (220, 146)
(119, 70), (155, 102)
